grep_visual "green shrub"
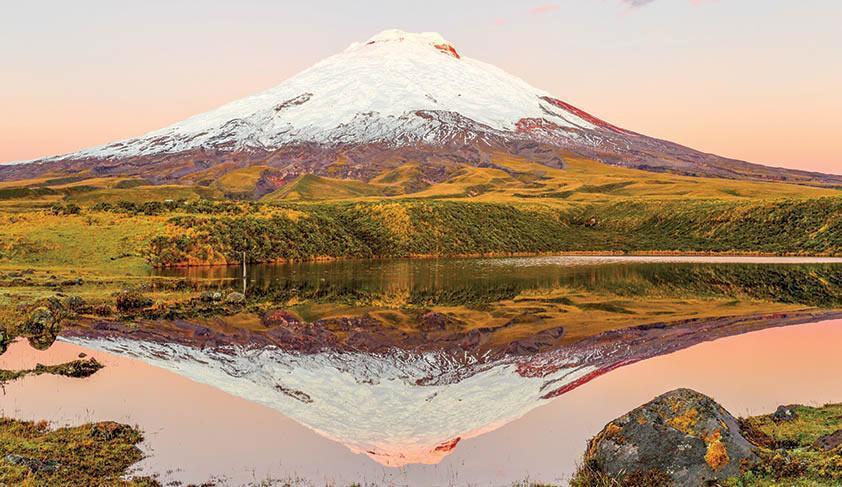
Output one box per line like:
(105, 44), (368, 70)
(115, 291), (152, 312)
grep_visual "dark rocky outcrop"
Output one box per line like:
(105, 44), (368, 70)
(814, 430), (842, 452)
(772, 404), (799, 423)
(581, 388), (756, 486)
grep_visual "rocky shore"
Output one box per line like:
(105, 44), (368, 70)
(572, 389), (842, 486)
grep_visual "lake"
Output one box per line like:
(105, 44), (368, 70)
(2, 255), (841, 486)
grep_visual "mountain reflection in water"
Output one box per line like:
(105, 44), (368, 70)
(45, 257), (842, 466)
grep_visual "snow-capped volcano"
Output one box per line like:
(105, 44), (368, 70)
(81, 29), (593, 157)
(3, 29), (839, 185)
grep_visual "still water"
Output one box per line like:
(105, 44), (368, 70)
(2, 256), (841, 485)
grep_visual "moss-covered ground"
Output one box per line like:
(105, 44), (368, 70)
(0, 418), (158, 486)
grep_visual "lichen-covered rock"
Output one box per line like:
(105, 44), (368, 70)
(583, 388), (756, 486)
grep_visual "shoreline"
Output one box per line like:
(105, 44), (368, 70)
(152, 250), (842, 269)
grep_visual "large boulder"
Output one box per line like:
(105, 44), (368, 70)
(582, 388), (756, 486)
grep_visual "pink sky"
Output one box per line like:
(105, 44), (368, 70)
(2, 1), (840, 174)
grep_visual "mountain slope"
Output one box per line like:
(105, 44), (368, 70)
(2, 29), (840, 188)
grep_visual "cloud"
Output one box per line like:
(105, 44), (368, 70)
(530, 4), (560, 14)
(620, 0), (657, 6)
(620, 0), (710, 6)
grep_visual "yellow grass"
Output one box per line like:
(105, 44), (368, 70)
(262, 174), (384, 201)
(211, 165), (270, 194)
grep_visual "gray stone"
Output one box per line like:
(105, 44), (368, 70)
(772, 405), (799, 423)
(199, 290), (224, 302)
(225, 292), (246, 304)
(583, 388), (756, 486)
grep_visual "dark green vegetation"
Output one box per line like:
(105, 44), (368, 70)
(0, 418), (157, 486)
(146, 198), (842, 266)
(0, 357), (103, 384)
(232, 262), (842, 309)
(729, 404), (842, 487)
(732, 404), (842, 486)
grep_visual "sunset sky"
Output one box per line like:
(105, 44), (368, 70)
(2, 0), (840, 173)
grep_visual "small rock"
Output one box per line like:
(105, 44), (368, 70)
(224, 292), (246, 304)
(3, 454), (59, 473)
(199, 290), (224, 302)
(772, 405), (799, 423)
(814, 429), (842, 451)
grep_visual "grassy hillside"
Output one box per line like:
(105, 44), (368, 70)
(0, 210), (168, 274)
(401, 155), (840, 202)
(209, 165), (270, 198)
(2, 155), (837, 207)
(141, 198), (842, 267)
(0, 197), (839, 272)
(262, 174), (384, 201)
(0, 155), (838, 270)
